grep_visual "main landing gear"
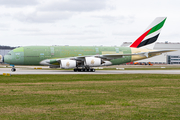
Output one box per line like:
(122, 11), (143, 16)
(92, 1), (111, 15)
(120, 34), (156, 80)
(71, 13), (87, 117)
(74, 68), (95, 72)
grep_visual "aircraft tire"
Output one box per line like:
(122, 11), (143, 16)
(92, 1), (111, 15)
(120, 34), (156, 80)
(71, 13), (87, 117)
(90, 69), (95, 72)
(11, 68), (16, 72)
(74, 68), (95, 72)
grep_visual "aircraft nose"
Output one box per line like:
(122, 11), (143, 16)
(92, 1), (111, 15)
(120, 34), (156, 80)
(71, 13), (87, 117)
(3, 55), (10, 64)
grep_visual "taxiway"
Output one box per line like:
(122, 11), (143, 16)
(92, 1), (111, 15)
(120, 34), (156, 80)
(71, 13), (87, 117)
(0, 68), (180, 74)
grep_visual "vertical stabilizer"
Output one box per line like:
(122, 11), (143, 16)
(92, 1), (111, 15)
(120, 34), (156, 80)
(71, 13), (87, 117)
(130, 17), (167, 49)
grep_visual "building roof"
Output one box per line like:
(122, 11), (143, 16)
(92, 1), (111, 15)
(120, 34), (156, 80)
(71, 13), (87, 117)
(0, 46), (16, 49)
(154, 42), (180, 49)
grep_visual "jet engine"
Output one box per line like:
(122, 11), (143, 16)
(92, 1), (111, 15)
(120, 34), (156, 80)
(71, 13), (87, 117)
(85, 57), (102, 67)
(60, 60), (76, 69)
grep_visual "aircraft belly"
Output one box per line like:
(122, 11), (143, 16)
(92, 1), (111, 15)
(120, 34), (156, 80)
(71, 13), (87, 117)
(110, 47), (132, 65)
(110, 56), (131, 65)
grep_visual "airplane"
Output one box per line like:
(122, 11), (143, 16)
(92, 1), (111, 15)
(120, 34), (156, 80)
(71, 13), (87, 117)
(1, 17), (175, 72)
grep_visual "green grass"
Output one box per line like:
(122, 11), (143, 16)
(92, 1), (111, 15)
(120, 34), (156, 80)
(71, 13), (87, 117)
(0, 74), (180, 119)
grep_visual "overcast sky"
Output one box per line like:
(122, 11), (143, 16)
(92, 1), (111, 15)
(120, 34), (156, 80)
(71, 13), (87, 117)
(0, 0), (179, 47)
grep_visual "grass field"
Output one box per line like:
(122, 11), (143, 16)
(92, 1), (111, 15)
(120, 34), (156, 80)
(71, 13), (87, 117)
(0, 74), (180, 119)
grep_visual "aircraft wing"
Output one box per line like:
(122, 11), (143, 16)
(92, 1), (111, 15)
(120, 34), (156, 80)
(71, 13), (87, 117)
(74, 49), (176, 60)
(40, 53), (142, 65)
(57, 53), (145, 61)
(40, 49), (175, 65)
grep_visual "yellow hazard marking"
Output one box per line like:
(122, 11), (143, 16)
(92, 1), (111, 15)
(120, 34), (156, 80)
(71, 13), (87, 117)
(34, 68), (42, 69)
(3, 73), (7, 76)
(7, 73), (11, 76)
(37, 68), (42, 69)
(3, 73), (11, 76)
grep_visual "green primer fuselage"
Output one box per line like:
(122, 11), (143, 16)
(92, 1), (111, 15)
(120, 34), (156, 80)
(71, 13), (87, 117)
(4, 46), (132, 65)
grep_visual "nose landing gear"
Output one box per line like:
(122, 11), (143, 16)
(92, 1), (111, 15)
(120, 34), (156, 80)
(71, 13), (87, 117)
(11, 67), (16, 72)
(11, 65), (16, 72)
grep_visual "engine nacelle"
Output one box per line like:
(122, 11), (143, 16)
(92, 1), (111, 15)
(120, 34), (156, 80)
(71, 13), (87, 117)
(102, 61), (112, 66)
(60, 60), (76, 69)
(85, 57), (102, 67)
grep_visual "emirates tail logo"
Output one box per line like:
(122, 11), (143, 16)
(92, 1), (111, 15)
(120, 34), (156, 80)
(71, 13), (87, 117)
(66, 62), (70, 67)
(91, 59), (95, 64)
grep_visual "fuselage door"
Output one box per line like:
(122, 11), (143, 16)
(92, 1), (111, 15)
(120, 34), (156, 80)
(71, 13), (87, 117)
(115, 48), (119, 53)
(40, 53), (44, 60)
(15, 53), (20, 60)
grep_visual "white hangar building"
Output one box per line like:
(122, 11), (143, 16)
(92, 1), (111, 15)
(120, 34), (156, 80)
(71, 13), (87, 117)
(121, 42), (180, 64)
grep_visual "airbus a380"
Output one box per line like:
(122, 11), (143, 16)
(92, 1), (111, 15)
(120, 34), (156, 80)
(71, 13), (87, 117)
(1, 17), (175, 72)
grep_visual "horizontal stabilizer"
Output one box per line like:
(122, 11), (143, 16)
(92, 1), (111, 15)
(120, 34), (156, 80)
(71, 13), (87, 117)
(139, 50), (176, 58)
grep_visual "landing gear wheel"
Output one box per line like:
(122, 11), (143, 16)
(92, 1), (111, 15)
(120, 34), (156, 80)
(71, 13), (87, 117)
(74, 68), (95, 72)
(91, 69), (95, 72)
(11, 68), (16, 72)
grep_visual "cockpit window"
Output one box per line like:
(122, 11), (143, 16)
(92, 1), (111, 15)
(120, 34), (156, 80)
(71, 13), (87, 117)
(8, 53), (11, 55)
